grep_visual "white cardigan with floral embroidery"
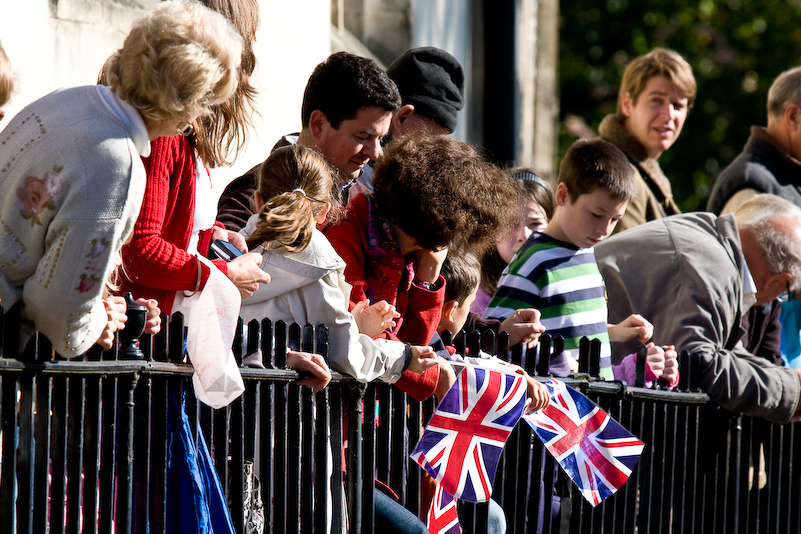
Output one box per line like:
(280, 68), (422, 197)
(0, 85), (148, 357)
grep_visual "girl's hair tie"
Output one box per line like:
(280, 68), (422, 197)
(291, 188), (306, 197)
(511, 171), (549, 190)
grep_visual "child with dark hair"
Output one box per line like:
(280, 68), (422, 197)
(436, 252), (549, 534)
(438, 253), (549, 408)
(486, 138), (679, 386)
(473, 167), (554, 316)
(325, 133), (523, 401)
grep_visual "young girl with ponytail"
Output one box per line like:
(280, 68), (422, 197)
(238, 144), (439, 384)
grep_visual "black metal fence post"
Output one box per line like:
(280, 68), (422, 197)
(118, 373), (139, 534)
(345, 382), (367, 533)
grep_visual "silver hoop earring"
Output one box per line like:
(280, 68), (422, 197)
(177, 122), (194, 137)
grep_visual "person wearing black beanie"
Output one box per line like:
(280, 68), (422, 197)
(386, 46), (465, 135)
(338, 47), (467, 202)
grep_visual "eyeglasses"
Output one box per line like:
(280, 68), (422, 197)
(778, 282), (794, 303)
(177, 122), (194, 137)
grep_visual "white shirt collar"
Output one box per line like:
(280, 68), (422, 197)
(742, 257), (758, 311)
(96, 85), (151, 157)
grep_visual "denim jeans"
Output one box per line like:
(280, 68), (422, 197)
(374, 489), (429, 534)
(373, 489), (507, 534)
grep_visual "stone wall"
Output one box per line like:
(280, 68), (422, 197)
(0, 0), (331, 190)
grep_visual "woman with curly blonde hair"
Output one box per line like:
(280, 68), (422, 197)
(0, 0), (242, 358)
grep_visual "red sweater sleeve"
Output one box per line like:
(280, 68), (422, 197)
(197, 222), (229, 277)
(397, 277), (446, 345)
(119, 136), (215, 312)
(391, 279), (444, 401)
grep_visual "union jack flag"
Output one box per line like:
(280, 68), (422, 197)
(426, 483), (461, 534)
(411, 365), (527, 502)
(523, 378), (644, 506)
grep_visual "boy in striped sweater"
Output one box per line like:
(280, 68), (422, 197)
(485, 138), (678, 385)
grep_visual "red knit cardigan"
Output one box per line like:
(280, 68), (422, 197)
(119, 135), (227, 314)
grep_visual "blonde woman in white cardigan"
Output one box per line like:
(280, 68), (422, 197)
(0, 0), (243, 357)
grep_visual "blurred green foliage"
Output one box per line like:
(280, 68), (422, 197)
(559, 0), (801, 211)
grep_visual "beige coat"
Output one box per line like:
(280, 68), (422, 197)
(599, 113), (681, 233)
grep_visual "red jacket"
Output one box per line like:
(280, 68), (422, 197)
(325, 194), (443, 400)
(119, 135), (227, 314)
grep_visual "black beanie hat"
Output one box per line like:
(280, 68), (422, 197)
(386, 47), (465, 133)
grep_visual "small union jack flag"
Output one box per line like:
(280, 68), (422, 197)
(426, 483), (461, 534)
(411, 365), (527, 502)
(523, 378), (644, 506)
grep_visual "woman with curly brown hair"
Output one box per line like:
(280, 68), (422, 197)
(325, 133), (520, 534)
(325, 133), (522, 401)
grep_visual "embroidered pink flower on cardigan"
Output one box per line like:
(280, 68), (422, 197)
(17, 176), (52, 225)
(76, 273), (100, 293)
(16, 166), (63, 226)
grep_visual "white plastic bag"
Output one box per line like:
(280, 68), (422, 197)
(172, 256), (245, 408)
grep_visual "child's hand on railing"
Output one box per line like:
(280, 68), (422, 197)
(499, 308), (547, 348)
(661, 344), (679, 387)
(435, 359), (458, 401)
(96, 296), (127, 351)
(352, 300), (400, 337)
(608, 314), (654, 343)
(640, 343), (679, 388)
(287, 350), (332, 393)
(509, 364), (550, 413)
(406, 345), (439, 374)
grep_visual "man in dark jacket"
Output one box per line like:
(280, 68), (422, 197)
(708, 66), (801, 215)
(707, 67), (801, 369)
(215, 51), (401, 231)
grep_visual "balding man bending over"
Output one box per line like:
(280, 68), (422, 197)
(596, 195), (801, 424)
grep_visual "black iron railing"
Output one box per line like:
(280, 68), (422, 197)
(1, 304), (800, 533)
